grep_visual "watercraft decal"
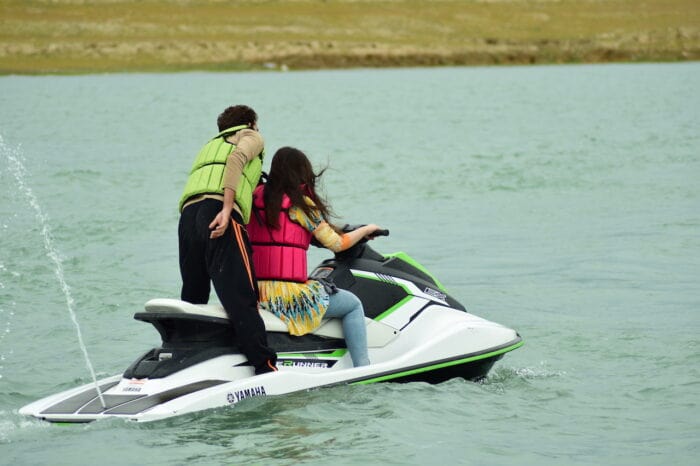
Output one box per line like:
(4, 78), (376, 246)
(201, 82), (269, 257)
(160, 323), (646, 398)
(423, 287), (447, 301)
(382, 251), (447, 292)
(352, 269), (447, 305)
(352, 270), (401, 287)
(227, 385), (266, 404)
(376, 273), (397, 284)
(277, 358), (338, 369)
(122, 378), (147, 393)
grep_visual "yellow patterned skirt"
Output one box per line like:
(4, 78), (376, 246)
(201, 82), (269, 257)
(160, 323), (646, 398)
(257, 279), (330, 336)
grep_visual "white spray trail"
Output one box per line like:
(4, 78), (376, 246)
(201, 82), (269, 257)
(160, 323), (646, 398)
(1, 136), (106, 408)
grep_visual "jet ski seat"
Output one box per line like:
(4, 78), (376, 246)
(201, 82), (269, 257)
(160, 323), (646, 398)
(144, 298), (398, 348)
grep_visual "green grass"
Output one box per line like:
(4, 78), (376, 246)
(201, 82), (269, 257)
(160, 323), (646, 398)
(1, 0), (698, 74)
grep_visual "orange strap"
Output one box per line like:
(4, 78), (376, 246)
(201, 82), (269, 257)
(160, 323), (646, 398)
(232, 220), (255, 291)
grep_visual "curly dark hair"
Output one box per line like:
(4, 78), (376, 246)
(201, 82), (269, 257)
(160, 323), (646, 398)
(217, 105), (258, 131)
(262, 147), (333, 229)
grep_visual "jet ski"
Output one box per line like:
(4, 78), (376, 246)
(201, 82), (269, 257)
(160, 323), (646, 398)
(20, 226), (523, 423)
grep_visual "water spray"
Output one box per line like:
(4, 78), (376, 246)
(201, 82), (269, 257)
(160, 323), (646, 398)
(2, 137), (106, 409)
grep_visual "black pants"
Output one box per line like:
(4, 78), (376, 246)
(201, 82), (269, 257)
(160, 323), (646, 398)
(178, 198), (276, 372)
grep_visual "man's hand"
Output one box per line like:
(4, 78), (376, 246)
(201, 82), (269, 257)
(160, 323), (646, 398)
(209, 208), (231, 239)
(210, 187), (236, 239)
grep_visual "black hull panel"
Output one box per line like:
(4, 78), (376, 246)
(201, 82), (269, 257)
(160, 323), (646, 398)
(350, 336), (523, 386)
(386, 355), (501, 384)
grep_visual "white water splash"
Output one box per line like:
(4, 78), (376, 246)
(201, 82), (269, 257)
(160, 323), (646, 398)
(0, 292), (14, 382)
(1, 136), (106, 408)
(514, 364), (568, 379)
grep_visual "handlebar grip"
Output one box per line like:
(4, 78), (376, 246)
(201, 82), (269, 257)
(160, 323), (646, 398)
(370, 229), (390, 238)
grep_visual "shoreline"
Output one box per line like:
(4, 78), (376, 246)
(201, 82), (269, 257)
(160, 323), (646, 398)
(1, 0), (698, 75)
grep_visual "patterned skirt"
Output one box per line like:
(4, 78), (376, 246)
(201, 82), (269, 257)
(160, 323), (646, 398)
(257, 279), (330, 336)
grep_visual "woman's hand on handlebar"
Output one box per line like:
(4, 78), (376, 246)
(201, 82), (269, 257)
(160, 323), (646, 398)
(362, 224), (385, 240)
(339, 224), (386, 251)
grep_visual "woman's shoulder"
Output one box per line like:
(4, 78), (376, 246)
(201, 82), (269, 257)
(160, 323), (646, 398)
(290, 197), (323, 229)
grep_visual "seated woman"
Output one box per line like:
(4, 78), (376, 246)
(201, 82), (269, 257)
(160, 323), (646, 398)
(247, 147), (382, 367)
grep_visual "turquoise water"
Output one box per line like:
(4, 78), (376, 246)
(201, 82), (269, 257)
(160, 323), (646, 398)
(1, 63), (698, 465)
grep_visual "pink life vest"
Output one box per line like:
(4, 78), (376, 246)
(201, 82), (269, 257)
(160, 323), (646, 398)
(248, 185), (313, 282)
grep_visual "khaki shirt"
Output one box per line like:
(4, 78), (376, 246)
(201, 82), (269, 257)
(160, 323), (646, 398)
(223, 128), (264, 193)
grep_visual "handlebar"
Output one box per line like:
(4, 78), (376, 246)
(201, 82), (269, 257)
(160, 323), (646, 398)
(340, 224), (389, 242)
(367, 229), (390, 239)
(311, 224), (389, 251)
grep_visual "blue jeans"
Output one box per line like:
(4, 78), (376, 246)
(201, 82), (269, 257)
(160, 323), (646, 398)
(324, 289), (370, 367)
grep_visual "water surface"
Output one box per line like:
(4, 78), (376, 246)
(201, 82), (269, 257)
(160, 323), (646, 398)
(1, 63), (698, 465)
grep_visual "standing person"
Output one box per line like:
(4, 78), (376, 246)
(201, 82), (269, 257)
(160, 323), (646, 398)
(247, 147), (382, 367)
(178, 105), (277, 375)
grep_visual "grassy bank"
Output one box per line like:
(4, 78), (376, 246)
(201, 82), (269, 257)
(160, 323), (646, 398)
(1, 0), (699, 74)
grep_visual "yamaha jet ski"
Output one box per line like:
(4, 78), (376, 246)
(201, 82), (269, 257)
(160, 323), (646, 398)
(20, 226), (523, 423)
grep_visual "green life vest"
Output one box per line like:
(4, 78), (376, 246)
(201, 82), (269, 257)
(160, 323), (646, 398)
(179, 125), (263, 223)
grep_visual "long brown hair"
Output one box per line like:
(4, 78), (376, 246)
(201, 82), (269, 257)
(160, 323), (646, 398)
(262, 147), (333, 229)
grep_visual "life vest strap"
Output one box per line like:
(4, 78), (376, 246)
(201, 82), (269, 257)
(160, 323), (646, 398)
(215, 124), (249, 139)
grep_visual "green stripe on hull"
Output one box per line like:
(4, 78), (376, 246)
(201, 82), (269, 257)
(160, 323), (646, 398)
(278, 349), (347, 358)
(351, 338), (524, 385)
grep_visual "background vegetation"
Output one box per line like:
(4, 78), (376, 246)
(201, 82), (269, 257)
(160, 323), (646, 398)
(1, 0), (698, 74)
